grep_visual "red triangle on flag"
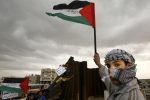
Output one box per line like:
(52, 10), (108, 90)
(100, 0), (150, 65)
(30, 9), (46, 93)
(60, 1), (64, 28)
(79, 3), (96, 28)
(19, 77), (29, 94)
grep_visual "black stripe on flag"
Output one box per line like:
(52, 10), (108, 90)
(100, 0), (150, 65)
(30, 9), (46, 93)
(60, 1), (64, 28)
(53, 0), (90, 10)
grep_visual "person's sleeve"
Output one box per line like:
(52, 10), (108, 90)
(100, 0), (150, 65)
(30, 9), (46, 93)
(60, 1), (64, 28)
(99, 65), (112, 92)
(128, 89), (146, 100)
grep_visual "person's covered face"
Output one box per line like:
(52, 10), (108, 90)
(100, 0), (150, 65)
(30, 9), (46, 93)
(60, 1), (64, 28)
(105, 49), (136, 85)
(107, 60), (127, 85)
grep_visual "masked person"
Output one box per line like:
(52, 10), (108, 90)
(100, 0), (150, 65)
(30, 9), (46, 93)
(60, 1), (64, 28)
(94, 49), (145, 100)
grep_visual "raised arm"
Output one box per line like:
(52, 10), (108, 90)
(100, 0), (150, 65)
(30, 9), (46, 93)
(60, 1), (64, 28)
(94, 53), (112, 91)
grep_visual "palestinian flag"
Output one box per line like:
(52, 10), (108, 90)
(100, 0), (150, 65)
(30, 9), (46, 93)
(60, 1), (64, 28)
(46, 0), (96, 28)
(19, 77), (29, 94)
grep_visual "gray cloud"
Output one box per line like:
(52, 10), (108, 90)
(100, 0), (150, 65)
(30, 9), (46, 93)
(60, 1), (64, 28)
(0, 0), (150, 78)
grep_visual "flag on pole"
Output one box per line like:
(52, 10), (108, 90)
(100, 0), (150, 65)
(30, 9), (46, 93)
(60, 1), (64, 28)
(46, 0), (95, 28)
(19, 77), (29, 94)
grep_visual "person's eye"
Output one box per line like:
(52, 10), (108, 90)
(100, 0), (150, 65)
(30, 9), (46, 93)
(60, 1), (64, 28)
(107, 64), (110, 68)
(115, 63), (120, 67)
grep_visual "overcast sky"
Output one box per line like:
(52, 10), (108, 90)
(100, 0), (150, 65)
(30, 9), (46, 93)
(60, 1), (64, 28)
(0, 0), (150, 79)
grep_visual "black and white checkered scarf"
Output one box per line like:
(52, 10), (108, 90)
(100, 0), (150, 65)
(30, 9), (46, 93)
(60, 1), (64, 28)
(111, 64), (136, 83)
(104, 49), (135, 66)
(105, 49), (136, 83)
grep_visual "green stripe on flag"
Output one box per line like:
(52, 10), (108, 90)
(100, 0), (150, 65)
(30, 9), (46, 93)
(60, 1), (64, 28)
(46, 12), (90, 25)
(0, 85), (22, 93)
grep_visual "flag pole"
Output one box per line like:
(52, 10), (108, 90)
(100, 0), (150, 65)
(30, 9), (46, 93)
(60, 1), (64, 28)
(94, 27), (97, 54)
(92, 2), (97, 54)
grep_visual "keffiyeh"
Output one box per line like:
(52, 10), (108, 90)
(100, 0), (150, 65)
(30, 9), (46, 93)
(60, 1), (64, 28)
(104, 49), (135, 65)
(110, 64), (136, 84)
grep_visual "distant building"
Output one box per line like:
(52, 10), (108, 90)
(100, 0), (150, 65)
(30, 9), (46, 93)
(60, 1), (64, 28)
(139, 79), (150, 89)
(40, 68), (57, 84)
(28, 74), (40, 84)
(139, 79), (150, 100)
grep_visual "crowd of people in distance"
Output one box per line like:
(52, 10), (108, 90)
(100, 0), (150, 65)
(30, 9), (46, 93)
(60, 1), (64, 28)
(26, 90), (46, 100)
